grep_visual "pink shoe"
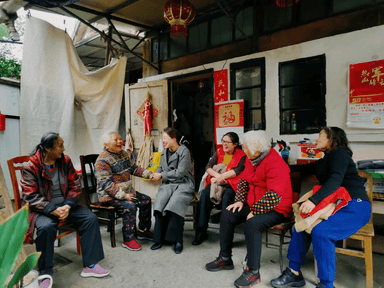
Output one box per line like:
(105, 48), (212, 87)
(122, 239), (142, 251)
(80, 264), (110, 278)
(40, 278), (52, 288)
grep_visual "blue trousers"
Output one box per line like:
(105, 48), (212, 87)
(35, 205), (105, 276)
(287, 199), (371, 286)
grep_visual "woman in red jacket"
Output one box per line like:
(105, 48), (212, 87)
(205, 130), (293, 288)
(193, 132), (251, 245)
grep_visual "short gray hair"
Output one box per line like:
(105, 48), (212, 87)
(243, 130), (270, 155)
(100, 131), (119, 148)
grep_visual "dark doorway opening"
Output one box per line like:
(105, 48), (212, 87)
(170, 71), (215, 187)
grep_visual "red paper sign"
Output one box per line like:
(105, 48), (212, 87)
(214, 100), (244, 145)
(0, 112), (5, 131)
(214, 70), (229, 103)
(349, 60), (384, 104)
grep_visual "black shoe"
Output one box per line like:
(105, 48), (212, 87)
(174, 242), (183, 254)
(270, 267), (306, 288)
(315, 283), (335, 288)
(205, 254), (234, 272)
(234, 267), (260, 288)
(151, 243), (162, 251)
(192, 231), (208, 246)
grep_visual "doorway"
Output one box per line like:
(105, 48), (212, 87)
(169, 71), (215, 187)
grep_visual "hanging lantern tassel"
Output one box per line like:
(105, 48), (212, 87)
(164, 0), (196, 38)
(276, 0), (299, 8)
(0, 111), (5, 131)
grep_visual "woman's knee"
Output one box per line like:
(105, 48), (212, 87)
(36, 218), (57, 236)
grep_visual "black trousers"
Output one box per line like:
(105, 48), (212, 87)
(35, 205), (105, 275)
(220, 204), (287, 270)
(153, 211), (184, 244)
(196, 184), (235, 230)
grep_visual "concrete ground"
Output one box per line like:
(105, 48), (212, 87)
(32, 210), (384, 288)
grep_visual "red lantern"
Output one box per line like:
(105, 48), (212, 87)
(164, 0), (196, 38)
(276, 0), (299, 7)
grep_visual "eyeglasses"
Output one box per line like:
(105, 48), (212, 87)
(222, 140), (233, 145)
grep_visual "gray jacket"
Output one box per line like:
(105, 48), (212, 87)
(153, 145), (195, 217)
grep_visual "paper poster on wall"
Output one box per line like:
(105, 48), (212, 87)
(347, 60), (384, 129)
(214, 69), (229, 103)
(214, 100), (244, 145)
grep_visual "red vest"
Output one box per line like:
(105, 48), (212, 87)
(205, 148), (252, 191)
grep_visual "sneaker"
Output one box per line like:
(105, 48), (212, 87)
(122, 239), (142, 251)
(40, 278), (52, 288)
(205, 254), (234, 272)
(80, 264), (110, 278)
(234, 267), (260, 288)
(137, 229), (153, 240)
(270, 267), (306, 288)
(315, 283), (335, 288)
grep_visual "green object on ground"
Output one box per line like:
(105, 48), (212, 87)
(0, 204), (40, 288)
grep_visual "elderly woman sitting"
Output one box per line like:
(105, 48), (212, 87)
(95, 131), (153, 251)
(205, 130), (293, 288)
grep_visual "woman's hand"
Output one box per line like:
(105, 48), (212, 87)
(51, 205), (70, 221)
(215, 173), (226, 184)
(150, 173), (162, 181)
(211, 177), (217, 184)
(247, 212), (254, 220)
(299, 200), (316, 214)
(226, 201), (243, 212)
(125, 194), (137, 203)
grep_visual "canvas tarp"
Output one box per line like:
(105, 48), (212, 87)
(20, 17), (127, 167)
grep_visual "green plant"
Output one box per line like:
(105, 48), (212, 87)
(0, 58), (21, 79)
(0, 204), (41, 288)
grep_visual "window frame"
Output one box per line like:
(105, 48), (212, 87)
(278, 54), (327, 135)
(230, 57), (266, 131)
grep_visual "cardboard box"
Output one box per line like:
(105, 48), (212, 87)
(297, 143), (323, 159)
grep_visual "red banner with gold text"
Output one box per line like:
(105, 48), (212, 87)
(214, 70), (229, 103)
(347, 60), (384, 128)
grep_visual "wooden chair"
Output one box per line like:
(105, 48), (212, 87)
(80, 154), (122, 248)
(334, 171), (374, 288)
(185, 161), (199, 227)
(7, 155), (81, 255)
(263, 172), (302, 273)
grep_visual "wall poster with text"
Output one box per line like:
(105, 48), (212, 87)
(214, 100), (244, 145)
(347, 60), (384, 129)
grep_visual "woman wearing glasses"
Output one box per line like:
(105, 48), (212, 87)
(271, 127), (371, 288)
(192, 132), (252, 245)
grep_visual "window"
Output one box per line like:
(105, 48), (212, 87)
(188, 22), (208, 53)
(299, 0), (326, 23)
(211, 15), (232, 47)
(151, 34), (169, 62)
(230, 58), (266, 131)
(235, 7), (254, 40)
(279, 55), (326, 135)
(262, 1), (292, 32)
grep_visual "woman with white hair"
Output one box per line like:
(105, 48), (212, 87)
(205, 130), (293, 288)
(95, 131), (153, 251)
